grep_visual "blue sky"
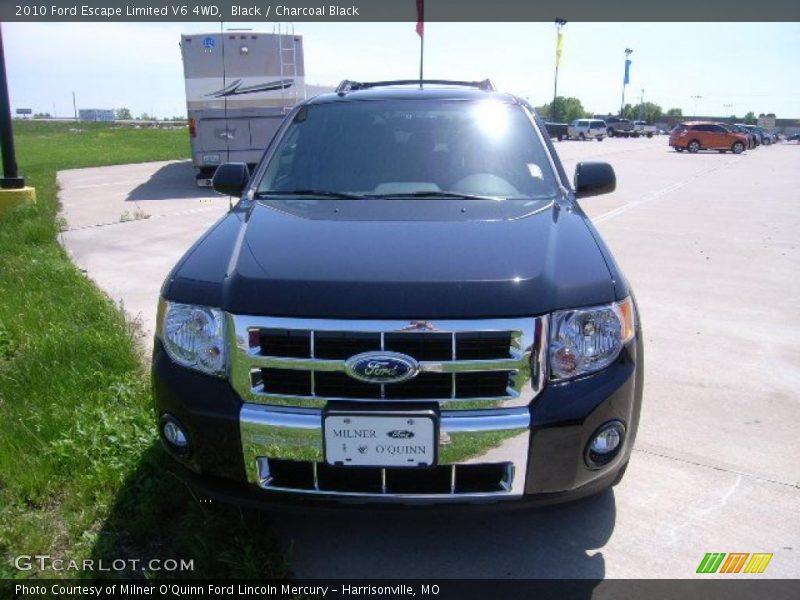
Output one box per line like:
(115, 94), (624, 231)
(4, 21), (799, 119)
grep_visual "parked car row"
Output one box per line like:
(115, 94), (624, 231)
(668, 121), (779, 154)
(734, 124), (778, 146)
(546, 117), (659, 142)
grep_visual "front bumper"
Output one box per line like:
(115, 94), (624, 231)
(152, 333), (642, 506)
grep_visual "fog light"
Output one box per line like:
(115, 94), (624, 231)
(585, 421), (625, 468)
(591, 427), (621, 454)
(163, 421), (187, 447)
(160, 415), (190, 456)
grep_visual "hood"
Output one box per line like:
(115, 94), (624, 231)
(165, 199), (616, 319)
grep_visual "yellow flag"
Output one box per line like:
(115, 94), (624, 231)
(556, 31), (564, 67)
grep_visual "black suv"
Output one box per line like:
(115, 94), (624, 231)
(153, 80), (643, 506)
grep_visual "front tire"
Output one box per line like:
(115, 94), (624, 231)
(732, 141), (745, 154)
(597, 136), (604, 142)
(687, 140), (701, 153)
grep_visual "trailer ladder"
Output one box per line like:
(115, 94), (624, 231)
(276, 24), (299, 113)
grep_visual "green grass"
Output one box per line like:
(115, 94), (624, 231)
(0, 121), (286, 579)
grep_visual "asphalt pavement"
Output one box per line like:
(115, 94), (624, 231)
(58, 137), (800, 578)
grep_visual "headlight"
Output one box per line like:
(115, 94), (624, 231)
(156, 299), (227, 376)
(549, 297), (635, 381)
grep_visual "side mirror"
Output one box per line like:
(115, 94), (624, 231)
(574, 161), (616, 198)
(212, 163), (250, 197)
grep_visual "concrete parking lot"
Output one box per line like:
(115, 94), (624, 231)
(59, 137), (799, 578)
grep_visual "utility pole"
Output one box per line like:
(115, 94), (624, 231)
(72, 91), (77, 121)
(552, 18), (567, 122)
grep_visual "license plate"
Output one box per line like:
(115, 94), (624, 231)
(323, 412), (437, 467)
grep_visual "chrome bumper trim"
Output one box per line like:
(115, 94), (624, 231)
(240, 403), (530, 500)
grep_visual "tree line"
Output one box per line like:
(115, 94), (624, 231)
(536, 97), (771, 125)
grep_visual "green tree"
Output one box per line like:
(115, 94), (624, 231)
(621, 103), (634, 119)
(743, 111), (756, 124)
(666, 108), (682, 117)
(540, 96), (590, 122)
(33, 112), (52, 119)
(640, 102), (663, 123)
(115, 107), (132, 120)
(623, 102), (663, 123)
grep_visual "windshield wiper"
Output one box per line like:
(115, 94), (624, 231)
(254, 189), (366, 199)
(370, 191), (501, 201)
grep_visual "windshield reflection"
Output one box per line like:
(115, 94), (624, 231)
(256, 99), (558, 201)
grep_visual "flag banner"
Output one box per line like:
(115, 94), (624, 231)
(556, 31), (564, 67)
(624, 59), (632, 85)
(416, 0), (424, 37)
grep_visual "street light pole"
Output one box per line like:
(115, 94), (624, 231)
(691, 95), (702, 118)
(620, 48), (633, 117)
(639, 88), (645, 121)
(552, 19), (567, 122)
(723, 103), (734, 118)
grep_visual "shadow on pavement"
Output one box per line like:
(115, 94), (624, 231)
(91, 440), (614, 584)
(89, 443), (287, 578)
(274, 488), (616, 582)
(127, 162), (217, 202)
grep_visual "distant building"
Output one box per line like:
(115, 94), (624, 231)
(79, 109), (115, 122)
(757, 115), (776, 129)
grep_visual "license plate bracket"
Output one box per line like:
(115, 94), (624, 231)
(322, 409), (438, 468)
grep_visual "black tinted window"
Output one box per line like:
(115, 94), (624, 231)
(257, 100), (558, 199)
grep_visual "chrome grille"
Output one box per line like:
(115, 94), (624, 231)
(229, 316), (547, 410)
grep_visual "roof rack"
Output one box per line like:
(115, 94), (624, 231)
(335, 79), (496, 95)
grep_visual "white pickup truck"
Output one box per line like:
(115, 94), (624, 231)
(632, 121), (656, 138)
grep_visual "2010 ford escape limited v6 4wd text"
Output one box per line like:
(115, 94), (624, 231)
(152, 80), (643, 506)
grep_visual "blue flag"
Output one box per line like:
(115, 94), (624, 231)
(624, 59), (632, 85)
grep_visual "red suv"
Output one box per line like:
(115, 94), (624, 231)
(670, 122), (749, 154)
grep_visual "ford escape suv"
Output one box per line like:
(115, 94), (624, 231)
(152, 79), (643, 506)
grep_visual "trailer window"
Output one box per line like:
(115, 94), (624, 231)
(257, 99), (558, 200)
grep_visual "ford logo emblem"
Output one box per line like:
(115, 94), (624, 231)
(387, 430), (415, 439)
(344, 352), (420, 384)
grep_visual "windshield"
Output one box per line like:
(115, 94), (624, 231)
(255, 99), (559, 200)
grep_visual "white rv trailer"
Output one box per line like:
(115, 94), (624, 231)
(180, 31), (306, 185)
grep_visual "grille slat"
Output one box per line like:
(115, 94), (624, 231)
(314, 331), (381, 359)
(259, 329), (311, 358)
(455, 332), (513, 360)
(384, 332), (453, 361)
